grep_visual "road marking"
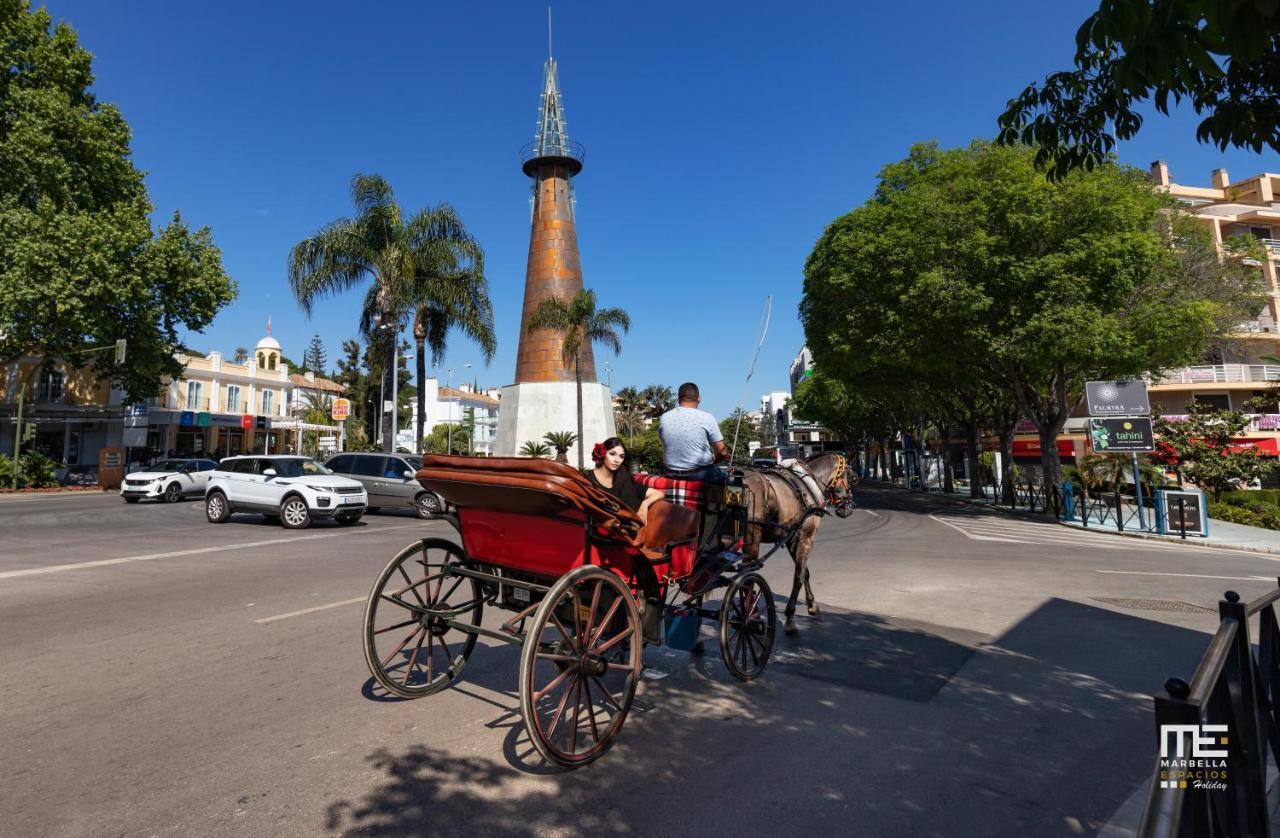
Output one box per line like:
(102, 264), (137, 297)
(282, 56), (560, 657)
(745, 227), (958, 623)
(0, 492), (115, 505)
(0, 524), (421, 580)
(929, 514), (1030, 542)
(1096, 570), (1276, 581)
(858, 509), (881, 517)
(254, 596), (366, 624)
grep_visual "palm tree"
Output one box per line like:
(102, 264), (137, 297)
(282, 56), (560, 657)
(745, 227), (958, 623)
(615, 386), (645, 415)
(615, 408), (647, 439)
(543, 431), (579, 465)
(641, 384), (674, 420)
(289, 173), (485, 453)
(519, 440), (552, 458)
(232, 347), (249, 364)
(526, 290), (630, 469)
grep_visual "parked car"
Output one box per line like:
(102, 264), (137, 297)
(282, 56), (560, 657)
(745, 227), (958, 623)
(120, 458), (219, 503)
(57, 464), (99, 487)
(204, 455), (367, 529)
(323, 452), (445, 519)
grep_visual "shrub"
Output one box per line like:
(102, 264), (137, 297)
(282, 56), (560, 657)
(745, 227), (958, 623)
(19, 452), (60, 488)
(1260, 508), (1280, 530)
(1208, 502), (1259, 526)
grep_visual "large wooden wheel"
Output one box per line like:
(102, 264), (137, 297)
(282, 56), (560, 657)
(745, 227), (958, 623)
(518, 564), (642, 768)
(363, 538), (483, 699)
(718, 570), (775, 681)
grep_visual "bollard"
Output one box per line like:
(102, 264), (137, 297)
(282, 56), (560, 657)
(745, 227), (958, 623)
(1177, 498), (1187, 539)
(1115, 490), (1124, 531)
(1080, 487), (1089, 528)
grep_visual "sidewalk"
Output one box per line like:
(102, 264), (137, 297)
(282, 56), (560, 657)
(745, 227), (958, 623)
(879, 479), (1280, 555)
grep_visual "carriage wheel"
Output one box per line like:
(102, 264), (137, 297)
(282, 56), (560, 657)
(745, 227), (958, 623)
(718, 571), (776, 681)
(363, 538), (483, 699)
(519, 564), (642, 768)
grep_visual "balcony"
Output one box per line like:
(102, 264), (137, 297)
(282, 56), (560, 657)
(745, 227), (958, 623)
(1148, 364), (1280, 385)
(176, 396), (211, 411)
(1263, 239), (1280, 258)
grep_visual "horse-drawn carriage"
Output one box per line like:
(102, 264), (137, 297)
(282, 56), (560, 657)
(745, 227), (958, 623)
(361, 453), (851, 767)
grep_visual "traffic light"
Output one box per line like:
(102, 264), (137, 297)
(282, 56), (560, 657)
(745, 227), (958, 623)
(21, 422), (36, 442)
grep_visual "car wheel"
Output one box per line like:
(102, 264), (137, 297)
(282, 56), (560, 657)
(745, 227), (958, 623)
(124, 497), (140, 504)
(164, 483), (182, 503)
(206, 492), (230, 523)
(280, 496), (311, 529)
(415, 493), (441, 519)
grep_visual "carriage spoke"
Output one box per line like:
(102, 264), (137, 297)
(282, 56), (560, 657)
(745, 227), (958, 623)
(536, 653), (578, 664)
(594, 625), (634, 655)
(403, 629), (427, 685)
(587, 597), (622, 648)
(437, 574), (465, 606)
(534, 664), (574, 701)
(582, 676), (601, 744)
(382, 626), (424, 669)
(571, 589), (585, 643)
(550, 613), (578, 651)
(568, 678), (582, 754)
(437, 634), (454, 670)
(426, 631), (435, 683)
(373, 617), (419, 635)
(380, 593), (423, 614)
(396, 565), (428, 607)
(544, 673), (576, 737)
(590, 675), (624, 712)
(583, 580), (603, 643)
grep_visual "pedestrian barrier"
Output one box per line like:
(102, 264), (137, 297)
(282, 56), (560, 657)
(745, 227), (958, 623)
(1138, 582), (1280, 837)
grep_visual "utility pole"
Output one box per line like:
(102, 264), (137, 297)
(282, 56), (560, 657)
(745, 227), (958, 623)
(11, 384), (24, 490)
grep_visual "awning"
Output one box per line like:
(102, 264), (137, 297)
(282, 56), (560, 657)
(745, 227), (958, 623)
(1227, 438), (1280, 455)
(1012, 439), (1077, 457)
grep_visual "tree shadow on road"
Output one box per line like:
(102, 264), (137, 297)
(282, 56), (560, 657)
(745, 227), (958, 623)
(325, 597), (1213, 837)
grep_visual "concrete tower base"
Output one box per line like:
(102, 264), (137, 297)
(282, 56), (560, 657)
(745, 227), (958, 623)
(494, 381), (616, 466)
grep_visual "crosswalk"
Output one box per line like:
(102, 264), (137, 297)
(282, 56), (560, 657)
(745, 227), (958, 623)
(928, 509), (1183, 552)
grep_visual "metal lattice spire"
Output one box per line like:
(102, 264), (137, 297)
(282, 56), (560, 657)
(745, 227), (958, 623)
(534, 59), (571, 158)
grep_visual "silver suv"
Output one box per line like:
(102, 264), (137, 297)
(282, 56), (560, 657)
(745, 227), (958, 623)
(324, 453), (445, 519)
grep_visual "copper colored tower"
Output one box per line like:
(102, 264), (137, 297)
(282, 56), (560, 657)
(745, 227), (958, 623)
(513, 58), (595, 384)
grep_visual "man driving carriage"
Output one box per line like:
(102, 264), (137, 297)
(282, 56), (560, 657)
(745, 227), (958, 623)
(658, 382), (730, 484)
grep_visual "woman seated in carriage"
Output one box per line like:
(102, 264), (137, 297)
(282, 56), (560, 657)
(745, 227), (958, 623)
(584, 437), (663, 524)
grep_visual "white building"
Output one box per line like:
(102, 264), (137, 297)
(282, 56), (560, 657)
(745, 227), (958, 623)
(400, 378), (501, 455)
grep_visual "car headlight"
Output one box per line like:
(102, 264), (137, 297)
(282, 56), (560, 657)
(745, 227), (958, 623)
(305, 484), (332, 493)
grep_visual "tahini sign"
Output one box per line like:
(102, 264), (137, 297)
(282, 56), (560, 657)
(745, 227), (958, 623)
(1089, 417), (1156, 452)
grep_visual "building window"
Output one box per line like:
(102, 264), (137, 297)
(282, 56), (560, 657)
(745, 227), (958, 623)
(262, 390), (273, 415)
(226, 385), (241, 413)
(268, 355), (276, 370)
(37, 368), (65, 402)
(186, 381), (203, 410)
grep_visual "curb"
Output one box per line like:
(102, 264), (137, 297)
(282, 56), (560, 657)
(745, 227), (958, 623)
(880, 483), (1280, 557)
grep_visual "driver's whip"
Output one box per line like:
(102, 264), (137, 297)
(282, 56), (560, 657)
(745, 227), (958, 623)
(729, 295), (772, 465)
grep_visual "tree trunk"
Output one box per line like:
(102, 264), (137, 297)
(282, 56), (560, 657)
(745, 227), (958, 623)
(382, 327), (395, 454)
(1036, 420), (1066, 495)
(415, 338), (426, 454)
(997, 429), (1016, 504)
(941, 430), (955, 494)
(575, 350), (585, 471)
(964, 420), (984, 499)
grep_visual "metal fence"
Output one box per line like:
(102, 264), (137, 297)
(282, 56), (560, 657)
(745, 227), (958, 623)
(1138, 582), (1280, 837)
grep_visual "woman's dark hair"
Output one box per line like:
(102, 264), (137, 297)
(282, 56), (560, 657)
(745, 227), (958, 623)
(593, 437), (633, 479)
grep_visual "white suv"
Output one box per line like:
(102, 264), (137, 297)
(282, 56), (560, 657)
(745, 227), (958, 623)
(205, 455), (367, 529)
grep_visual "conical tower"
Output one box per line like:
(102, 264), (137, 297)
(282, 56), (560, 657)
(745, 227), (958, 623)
(513, 58), (593, 383)
(495, 53), (615, 458)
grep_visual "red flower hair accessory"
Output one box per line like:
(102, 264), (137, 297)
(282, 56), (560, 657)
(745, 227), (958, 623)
(591, 442), (607, 466)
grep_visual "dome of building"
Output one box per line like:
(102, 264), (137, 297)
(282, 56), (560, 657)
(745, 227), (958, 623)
(256, 335), (281, 351)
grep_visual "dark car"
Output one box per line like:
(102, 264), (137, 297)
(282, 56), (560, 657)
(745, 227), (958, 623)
(324, 452), (447, 518)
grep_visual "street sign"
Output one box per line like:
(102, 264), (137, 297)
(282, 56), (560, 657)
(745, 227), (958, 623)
(1089, 417), (1155, 452)
(1156, 489), (1208, 537)
(114, 339), (127, 365)
(1085, 380), (1150, 416)
(122, 427), (147, 447)
(179, 410), (194, 427)
(331, 398), (351, 421)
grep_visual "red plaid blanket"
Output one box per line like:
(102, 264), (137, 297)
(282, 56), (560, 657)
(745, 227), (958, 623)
(634, 473), (705, 509)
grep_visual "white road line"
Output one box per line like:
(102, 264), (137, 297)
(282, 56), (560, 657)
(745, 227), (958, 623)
(945, 524), (1132, 548)
(929, 514), (1030, 542)
(1096, 570), (1277, 581)
(0, 492), (114, 505)
(858, 509), (881, 517)
(0, 524), (421, 580)
(254, 596), (366, 624)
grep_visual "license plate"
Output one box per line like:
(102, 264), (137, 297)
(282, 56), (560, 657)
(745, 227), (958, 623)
(343, 497), (363, 505)
(511, 587), (530, 603)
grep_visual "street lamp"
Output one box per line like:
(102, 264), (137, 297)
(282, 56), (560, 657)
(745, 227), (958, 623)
(602, 361), (613, 390)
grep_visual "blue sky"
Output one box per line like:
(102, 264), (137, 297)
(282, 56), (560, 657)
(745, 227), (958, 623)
(42, 0), (1280, 417)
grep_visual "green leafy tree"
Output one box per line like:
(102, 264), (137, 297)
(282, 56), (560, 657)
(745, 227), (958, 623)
(232, 347), (249, 364)
(757, 410), (778, 448)
(542, 431), (579, 465)
(614, 386), (646, 415)
(802, 141), (1262, 493)
(998, 0), (1280, 179)
(641, 385), (674, 420)
(423, 422), (470, 455)
(526, 290), (630, 469)
(614, 408), (647, 438)
(519, 440), (552, 458)
(288, 173), (483, 453)
(1154, 401), (1277, 501)
(0, 3), (236, 401)
(719, 409), (760, 462)
(303, 334), (327, 374)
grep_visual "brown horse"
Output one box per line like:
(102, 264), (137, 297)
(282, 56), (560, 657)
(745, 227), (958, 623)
(740, 453), (855, 634)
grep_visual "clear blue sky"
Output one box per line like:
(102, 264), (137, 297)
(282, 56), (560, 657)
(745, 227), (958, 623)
(42, 0), (1280, 417)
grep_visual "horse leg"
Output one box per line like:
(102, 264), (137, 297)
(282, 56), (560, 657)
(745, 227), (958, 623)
(799, 520), (821, 619)
(784, 536), (804, 635)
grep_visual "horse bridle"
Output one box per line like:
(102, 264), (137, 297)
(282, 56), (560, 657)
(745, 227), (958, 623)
(823, 455), (855, 516)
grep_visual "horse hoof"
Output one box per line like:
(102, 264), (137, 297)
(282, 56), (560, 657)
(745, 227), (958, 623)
(784, 621), (799, 636)
(807, 605), (822, 618)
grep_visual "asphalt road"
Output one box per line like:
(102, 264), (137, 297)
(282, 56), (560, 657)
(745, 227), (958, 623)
(3, 485), (1278, 837)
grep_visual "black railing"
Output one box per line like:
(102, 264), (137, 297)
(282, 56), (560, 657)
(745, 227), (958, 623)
(1139, 582), (1280, 837)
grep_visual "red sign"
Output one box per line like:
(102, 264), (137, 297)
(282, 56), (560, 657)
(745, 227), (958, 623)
(1227, 438), (1280, 455)
(241, 414), (253, 430)
(1012, 438), (1077, 457)
(331, 398), (351, 421)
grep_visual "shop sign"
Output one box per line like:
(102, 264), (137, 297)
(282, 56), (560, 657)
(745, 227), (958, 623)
(255, 416), (269, 430)
(1226, 438), (1280, 455)
(196, 412), (211, 428)
(123, 427), (147, 447)
(1011, 438), (1077, 457)
(209, 414), (242, 427)
(1085, 380), (1150, 416)
(1089, 417), (1155, 452)
(179, 410), (195, 427)
(331, 398), (351, 421)
(1156, 489), (1208, 537)
(240, 414), (253, 430)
